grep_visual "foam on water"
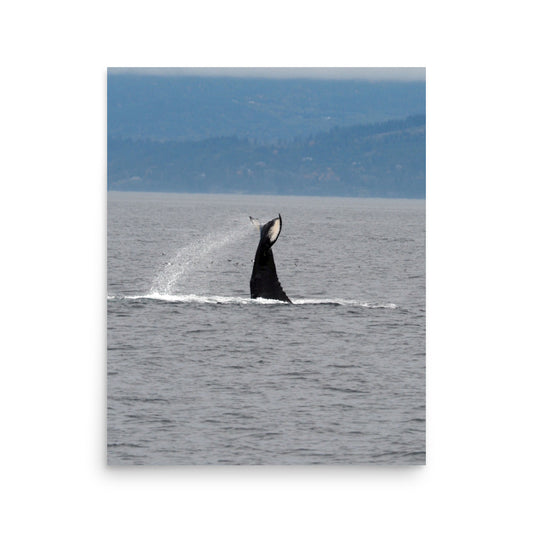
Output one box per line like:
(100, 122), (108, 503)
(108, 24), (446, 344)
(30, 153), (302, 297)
(291, 298), (398, 308)
(108, 292), (397, 308)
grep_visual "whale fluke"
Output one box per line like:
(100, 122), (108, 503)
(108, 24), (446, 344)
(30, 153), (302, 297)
(249, 214), (291, 303)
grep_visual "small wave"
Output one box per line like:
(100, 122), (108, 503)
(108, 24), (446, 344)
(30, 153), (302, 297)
(108, 293), (397, 308)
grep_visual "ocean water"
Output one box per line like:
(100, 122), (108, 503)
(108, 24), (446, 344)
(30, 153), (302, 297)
(107, 192), (425, 465)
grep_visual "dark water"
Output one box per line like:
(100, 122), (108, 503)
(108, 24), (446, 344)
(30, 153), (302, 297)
(107, 192), (425, 465)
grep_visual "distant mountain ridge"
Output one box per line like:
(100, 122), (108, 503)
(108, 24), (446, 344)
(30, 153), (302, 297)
(108, 115), (425, 198)
(108, 74), (426, 144)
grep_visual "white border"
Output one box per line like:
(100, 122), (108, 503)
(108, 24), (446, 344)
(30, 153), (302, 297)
(3, 1), (532, 531)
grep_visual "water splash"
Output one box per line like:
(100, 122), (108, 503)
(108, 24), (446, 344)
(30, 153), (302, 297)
(150, 224), (249, 295)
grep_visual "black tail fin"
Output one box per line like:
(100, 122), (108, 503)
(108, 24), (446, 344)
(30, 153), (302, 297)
(249, 214), (291, 303)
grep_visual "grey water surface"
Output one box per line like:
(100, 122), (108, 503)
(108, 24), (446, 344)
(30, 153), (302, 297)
(107, 192), (425, 465)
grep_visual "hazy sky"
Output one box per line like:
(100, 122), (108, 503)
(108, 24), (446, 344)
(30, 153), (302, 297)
(109, 67), (425, 81)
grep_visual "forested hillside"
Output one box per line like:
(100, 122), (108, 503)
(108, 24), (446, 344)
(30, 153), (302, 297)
(108, 115), (425, 198)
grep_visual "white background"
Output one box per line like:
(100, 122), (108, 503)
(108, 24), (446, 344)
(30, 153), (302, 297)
(2, 1), (532, 531)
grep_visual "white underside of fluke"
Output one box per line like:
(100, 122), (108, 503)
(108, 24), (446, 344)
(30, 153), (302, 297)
(267, 218), (281, 243)
(249, 216), (281, 244)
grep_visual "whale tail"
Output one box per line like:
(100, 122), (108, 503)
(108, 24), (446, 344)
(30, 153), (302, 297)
(249, 214), (291, 303)
(249, 216), (261, 231)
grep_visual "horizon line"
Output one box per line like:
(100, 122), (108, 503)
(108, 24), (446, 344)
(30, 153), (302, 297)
(108, 67), (426, 82)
